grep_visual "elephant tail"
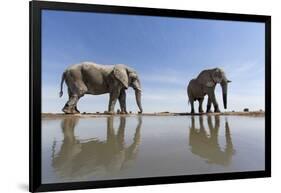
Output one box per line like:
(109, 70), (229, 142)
(59, 72), (65, 97)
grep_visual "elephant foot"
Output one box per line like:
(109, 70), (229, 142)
(62, 105), (79, 114)
(138, 111), (142, 114)
(105, 111), (115, 115)
(199, 109), (204, 113)
(190, 110), (195, 114)
(73, 110), (80, 114)
(62, 109), (72, 114)
(74, 106), (80, 114)
(120, 111), (128, 114)
(206, 105), (211, 113)
(214, 107), (221, 113)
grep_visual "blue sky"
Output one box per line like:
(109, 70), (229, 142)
(42, 10), (265, 113)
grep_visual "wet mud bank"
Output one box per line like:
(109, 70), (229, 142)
(42, 111), (264, 119)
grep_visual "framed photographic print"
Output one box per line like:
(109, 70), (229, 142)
(30, 0), (271, 192)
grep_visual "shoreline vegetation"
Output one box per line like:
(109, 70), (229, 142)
(42, 111), (265, 119)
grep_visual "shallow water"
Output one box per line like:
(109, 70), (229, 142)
(42, 115), (265, 184)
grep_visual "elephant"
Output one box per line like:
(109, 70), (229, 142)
(188, 116), (235, 166)
(187, 68), (231, 113)
(52, 116), (142, 180)
(59, 62), (143, 114)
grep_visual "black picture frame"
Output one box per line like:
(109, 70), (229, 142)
(30, 0), (271, 192)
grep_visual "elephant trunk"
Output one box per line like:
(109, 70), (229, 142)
(135, 89), (143, 113)
(221, 81), (228, 109)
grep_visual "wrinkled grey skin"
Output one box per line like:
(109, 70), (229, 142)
(187, 68), (231, 113)
(59, 62), (143, 114)
(189, 116), (235, 166)
(52, 116), (142, 179)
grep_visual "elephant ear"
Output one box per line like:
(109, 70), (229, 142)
(205, 80), (215, 87)
(197, 70), (216, 88)
(211, 68), (223, 83)
(113, 64), (129, 88)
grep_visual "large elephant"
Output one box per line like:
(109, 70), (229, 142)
(59, 62), (143, 114)
(187, 68), (231, 113)
(52, 116), (142, 180)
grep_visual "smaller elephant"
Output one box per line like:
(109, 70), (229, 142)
(187, 68), (231, 113)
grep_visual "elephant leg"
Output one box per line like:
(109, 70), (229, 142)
(214, 105), (220, 113)
(210, 92), (220, 113)
(64, 95), (85, 114)
(62, 88), (73, 114)
(63, 80), (87, 114)
(74, 96), (83, 113)
(118, 89), (127, 114)
(66, 88), (80, 114)
(108, 89), (121, 113)
(213, 103), (220, 112)
(74, 81), (87, 113)
(62, 94), (79, 114)
(190, 99), (195, 114)
(206, 96), (212, 113)
(207, 90), (220, 113)
(198, 98), (204, 113)
(74, 106), (80, 113)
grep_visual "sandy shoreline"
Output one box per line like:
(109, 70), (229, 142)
(42, 111), (265, 119)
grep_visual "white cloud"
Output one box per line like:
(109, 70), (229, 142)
(222, 61), (264, 80)
(140, 68), (193, 86)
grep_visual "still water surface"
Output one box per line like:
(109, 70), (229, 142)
(42, 115), (265, 184)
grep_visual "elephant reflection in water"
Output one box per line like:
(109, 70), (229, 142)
(52, 116), (142, 180)
(189, 116), (235, 166)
